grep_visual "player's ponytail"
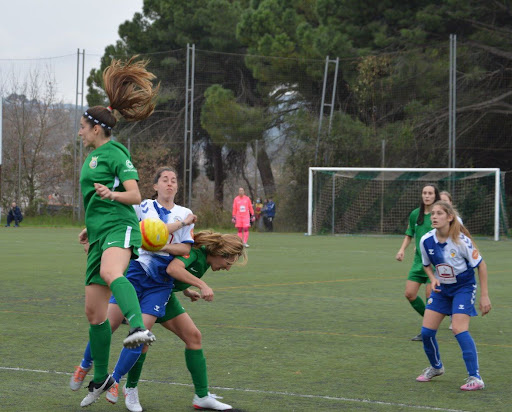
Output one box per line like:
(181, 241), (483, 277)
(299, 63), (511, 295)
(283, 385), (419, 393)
(83, 56), (160, 137)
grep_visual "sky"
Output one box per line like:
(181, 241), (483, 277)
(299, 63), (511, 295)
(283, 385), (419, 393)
(0, 0), (144, 104)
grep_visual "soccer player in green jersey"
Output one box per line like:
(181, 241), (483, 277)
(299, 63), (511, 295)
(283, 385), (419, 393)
(125, 230), (247, 411)
(396, 184), (440, 341)
(76, 56), (160, 407)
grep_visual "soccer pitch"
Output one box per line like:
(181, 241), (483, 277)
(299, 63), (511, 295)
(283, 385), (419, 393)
(1, 227), (511, 411)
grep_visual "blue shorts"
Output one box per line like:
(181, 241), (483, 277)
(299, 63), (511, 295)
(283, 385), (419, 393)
(425, 279), (478, 317)
(109, 260), (174, 318)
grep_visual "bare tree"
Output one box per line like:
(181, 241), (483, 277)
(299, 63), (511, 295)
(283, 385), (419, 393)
(1, 68), (71, 214)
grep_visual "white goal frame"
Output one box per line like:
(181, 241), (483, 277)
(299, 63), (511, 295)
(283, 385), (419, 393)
(308, 167), (502, 240)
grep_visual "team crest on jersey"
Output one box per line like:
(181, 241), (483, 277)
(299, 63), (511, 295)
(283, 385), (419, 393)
(126, 160), (134, 169)
(450, 249), (457, 258)
(472, 249), (479, 259)
(89, 156), (98, 169)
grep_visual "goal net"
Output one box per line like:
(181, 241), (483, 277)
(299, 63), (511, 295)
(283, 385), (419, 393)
(308, 167), (508, 240)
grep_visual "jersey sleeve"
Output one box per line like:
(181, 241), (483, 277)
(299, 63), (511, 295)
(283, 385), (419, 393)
(176, 248), (198, 268)
(405, 210), (416, 237)
(419, 235), (430, 266)
(138, 199), (160, 220)
(461, 235), (483, 268)
(248, 199), (254, 215)
(112, 147), (139, 183)
(232, 198), (237, 216)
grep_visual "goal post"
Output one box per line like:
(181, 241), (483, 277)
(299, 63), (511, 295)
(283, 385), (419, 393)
(308, 167), (506, 241)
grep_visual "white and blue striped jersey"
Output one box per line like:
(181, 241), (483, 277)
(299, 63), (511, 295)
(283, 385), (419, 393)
(133, 199), (194, 275)
(420, 229), (482, 285)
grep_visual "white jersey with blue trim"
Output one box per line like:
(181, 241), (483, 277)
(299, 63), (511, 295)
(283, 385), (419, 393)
(133, 199), (194, 273)
(420, 229), (482, 284)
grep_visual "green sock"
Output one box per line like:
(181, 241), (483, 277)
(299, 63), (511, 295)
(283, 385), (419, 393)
(185, 349), (208, 397)
(410, 296), (425, 316)
(126, 351), (147, 388)
(110, 277), (144, 329)
(89, 320), (111, 383)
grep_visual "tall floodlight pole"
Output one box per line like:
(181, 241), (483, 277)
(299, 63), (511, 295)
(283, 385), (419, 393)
(73, 49), (80, 220)
(0, 97), (2, 219)
(448, 34), (457, 193)
(77, 50), (85, 221)
(188, 44), (195, 209)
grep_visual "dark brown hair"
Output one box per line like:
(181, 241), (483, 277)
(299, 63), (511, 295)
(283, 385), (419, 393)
(151, 166), (178, 200)
(417, 183), (441, 225)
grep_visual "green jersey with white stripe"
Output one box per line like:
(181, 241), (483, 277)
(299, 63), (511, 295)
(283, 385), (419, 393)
(80, 140), (140, 243)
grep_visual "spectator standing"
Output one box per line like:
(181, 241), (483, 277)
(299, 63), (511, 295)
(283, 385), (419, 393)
(254, 198), (264, 231)
(263, 197), (276, 232)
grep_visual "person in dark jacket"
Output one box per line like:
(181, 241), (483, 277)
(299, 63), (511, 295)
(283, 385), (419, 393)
(263, 197), (276, 232)
(6, 202), (23, 227)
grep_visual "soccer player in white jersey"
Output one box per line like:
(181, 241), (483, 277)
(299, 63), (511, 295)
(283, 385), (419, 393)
(415, 200), (491, 391)
(71, 166), (197, 409)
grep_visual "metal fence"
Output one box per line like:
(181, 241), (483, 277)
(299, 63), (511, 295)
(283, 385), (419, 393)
(1, 42), (511, 233)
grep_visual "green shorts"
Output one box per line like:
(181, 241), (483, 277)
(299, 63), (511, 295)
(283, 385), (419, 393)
(407, 254), (430, 284)
(155, 293), (186, 324)
(85, 228), (141, 286)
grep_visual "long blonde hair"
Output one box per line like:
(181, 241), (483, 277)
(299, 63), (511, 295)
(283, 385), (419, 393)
(83, 56), (160, 136)
(433, 200), (473, 244)
(193, 230), (247, 266)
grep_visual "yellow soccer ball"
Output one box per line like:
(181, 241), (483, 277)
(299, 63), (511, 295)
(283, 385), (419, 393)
(140, 217), (169, 251)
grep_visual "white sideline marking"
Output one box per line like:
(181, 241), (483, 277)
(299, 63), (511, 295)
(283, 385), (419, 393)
(0, 366), (469, 412)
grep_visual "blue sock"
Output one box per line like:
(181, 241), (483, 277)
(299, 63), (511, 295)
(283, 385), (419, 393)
(80, 342), (93, 369)
(421, 327), (443, 369)
(455, 331), (480, 378)
(112, 345), (143, 383)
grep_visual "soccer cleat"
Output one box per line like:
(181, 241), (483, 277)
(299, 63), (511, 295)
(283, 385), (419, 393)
(106, 381), (119, 404)
(416, 366), (445, 382)
(80, 375), (115, 407)
(193, 393), (232, 410)
(411, 333), (423, 341)
(124, 386), (143, 412)
(70, 365), (91, 391)
(123, 327), (156, 349)
(460, 376), (485, 391)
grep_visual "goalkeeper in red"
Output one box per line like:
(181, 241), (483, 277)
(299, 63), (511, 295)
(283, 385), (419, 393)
(232, 187), (254, 247)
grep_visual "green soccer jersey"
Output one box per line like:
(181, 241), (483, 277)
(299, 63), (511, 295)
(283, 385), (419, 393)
(173, 247), (210, 292)
(80, 140), (140, 243)
(405, 207), (433, 257)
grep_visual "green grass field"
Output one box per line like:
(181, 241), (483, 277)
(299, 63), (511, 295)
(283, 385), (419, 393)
(1, 227), (511, 411)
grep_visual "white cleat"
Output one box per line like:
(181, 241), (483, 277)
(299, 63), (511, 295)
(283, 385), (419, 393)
(80, 375), (115, 407)
(123, 327), (156, 349)
(193, 393), (232, 410)
(124, 385), (143, 412)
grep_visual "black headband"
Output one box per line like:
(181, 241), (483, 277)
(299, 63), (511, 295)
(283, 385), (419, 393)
(84, 111), (112, 130)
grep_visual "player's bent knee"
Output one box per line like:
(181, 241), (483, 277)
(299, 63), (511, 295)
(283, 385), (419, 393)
(185, 328), (202, 347)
